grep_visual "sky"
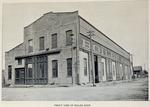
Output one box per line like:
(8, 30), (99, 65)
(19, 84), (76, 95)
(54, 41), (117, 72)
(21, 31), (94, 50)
(2, 0), (149, 70)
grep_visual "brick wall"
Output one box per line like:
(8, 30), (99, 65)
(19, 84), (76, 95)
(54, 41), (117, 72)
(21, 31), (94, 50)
(24, 11), (79, 85)
(5, 43), (25, 85)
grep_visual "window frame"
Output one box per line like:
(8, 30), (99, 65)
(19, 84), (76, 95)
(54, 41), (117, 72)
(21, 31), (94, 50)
(66, 30), (73, 46)
(28, 39), (33, 53)
(39, 63), (45, 78)
(52, 60), (58, 78)
(18, 59), (22, 65)
(27, 64), (33, 78)
(39, 36), (45, 51)
(51, 33), (57, 49)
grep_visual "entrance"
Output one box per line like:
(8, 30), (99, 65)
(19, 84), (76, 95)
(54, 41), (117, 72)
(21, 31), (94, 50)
(15, 68), (25, 84)
(94, 55), (99, 83)
(25, 55), (48, 85)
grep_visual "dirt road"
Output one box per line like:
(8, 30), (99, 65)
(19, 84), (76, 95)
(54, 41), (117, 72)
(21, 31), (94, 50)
(2, 78), (148, 101)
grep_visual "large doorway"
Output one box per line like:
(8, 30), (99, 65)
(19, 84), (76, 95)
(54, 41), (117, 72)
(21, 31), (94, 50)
(25, 55), (48, 85)
(15, 68), (25, 84)
(94, 55), (99, 83)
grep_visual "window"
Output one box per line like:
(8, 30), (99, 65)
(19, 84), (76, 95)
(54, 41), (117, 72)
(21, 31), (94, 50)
(39, 37), (44, 50)
(40, 63), (44, 78)
(107, 50), (111, 57)
(18, 59), (22, 65)
(66, 30), (73, 45)
(83, 58), (87, 76)
(27, 64), (32, 78)
(103, 48), (106, 55)
(51, 33), (57, 48)
(28, 39), (33, 53)
(52, 60), (58, 78)
(85, 41), (90, 49)
(15, 70), (19, 79)
(8, 65), (12, 80)
(67, 58), (72, 77)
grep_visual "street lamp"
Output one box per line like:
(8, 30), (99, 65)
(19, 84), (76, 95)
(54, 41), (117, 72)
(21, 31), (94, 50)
(87, 30), (96, 86)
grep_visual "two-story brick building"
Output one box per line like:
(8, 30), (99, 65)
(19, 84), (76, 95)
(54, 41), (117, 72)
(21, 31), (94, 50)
(5, 11), (133, 86)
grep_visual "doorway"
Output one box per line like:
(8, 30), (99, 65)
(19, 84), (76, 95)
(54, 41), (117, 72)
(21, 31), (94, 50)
(94, 55), (99, 83)
(15, 68), (25, 84)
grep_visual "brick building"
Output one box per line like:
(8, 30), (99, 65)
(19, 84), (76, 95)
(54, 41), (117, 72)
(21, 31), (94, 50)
(5, 11), (133, 86)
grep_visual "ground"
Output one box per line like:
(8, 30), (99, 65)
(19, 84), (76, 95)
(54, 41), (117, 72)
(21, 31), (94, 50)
(2, 78), (148, 101)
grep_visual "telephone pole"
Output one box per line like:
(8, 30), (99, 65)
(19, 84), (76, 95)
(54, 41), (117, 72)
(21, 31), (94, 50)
(87, 30), (95, 86)
(70, 34), (74, 85)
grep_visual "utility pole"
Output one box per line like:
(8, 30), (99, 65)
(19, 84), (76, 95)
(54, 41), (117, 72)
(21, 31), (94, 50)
(130, 53), (134, 79)
(70, 34), (74, 85)
(87, 30), (95, 86)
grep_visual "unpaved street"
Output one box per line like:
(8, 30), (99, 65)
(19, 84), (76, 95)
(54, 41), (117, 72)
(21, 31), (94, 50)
(2, 78), (148, 101)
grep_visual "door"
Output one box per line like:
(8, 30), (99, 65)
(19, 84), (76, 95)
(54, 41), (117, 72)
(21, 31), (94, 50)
(94, 55), (99, 83)
(15, 68), (25, 84)
(101, 58), (106, 81)
(112, 61), (116, 80)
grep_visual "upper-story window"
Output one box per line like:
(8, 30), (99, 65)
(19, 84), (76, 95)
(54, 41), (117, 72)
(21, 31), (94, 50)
(103, 48), (106, 55)
(66, 30), (73, 46)
(99, 46), (102, 53)
(39, 37), (44, 50)
(95, 45), (99, 52)
(28, 39), (33, 53)
(51, 33), (57, 49)
(8, 65), (12, 80)
(84, 41), (90, 49)
(18, 59), (22, 65)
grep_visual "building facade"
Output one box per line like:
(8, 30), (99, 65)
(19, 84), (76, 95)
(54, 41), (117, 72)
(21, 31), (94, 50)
(5, 11), (133, 86)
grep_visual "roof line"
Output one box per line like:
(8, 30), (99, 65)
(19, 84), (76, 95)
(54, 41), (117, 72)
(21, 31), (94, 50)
(78, 15), (130, 54)
(24, 14), (44, 28)
(44, 11), (78, 15)
(5, 43), (23, 53)
(24, 11), (78, 29)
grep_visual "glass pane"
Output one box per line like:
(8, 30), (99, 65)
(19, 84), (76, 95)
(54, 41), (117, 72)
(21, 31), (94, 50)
(28, 64), (32, 78)
(39, 37), (44, 50)
(52, 33), (57, 48)
(66, 30), (72, 45)
(40, 63), (44, 77)
(28, 39), (33, 52)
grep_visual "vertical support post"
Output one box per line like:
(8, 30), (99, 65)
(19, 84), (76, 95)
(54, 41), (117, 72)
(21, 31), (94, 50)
(88, 31), (95, 86)
(70, 34), (74, 85)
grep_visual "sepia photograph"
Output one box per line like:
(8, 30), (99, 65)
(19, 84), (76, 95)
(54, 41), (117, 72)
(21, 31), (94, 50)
(1, 0), (149, 101)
